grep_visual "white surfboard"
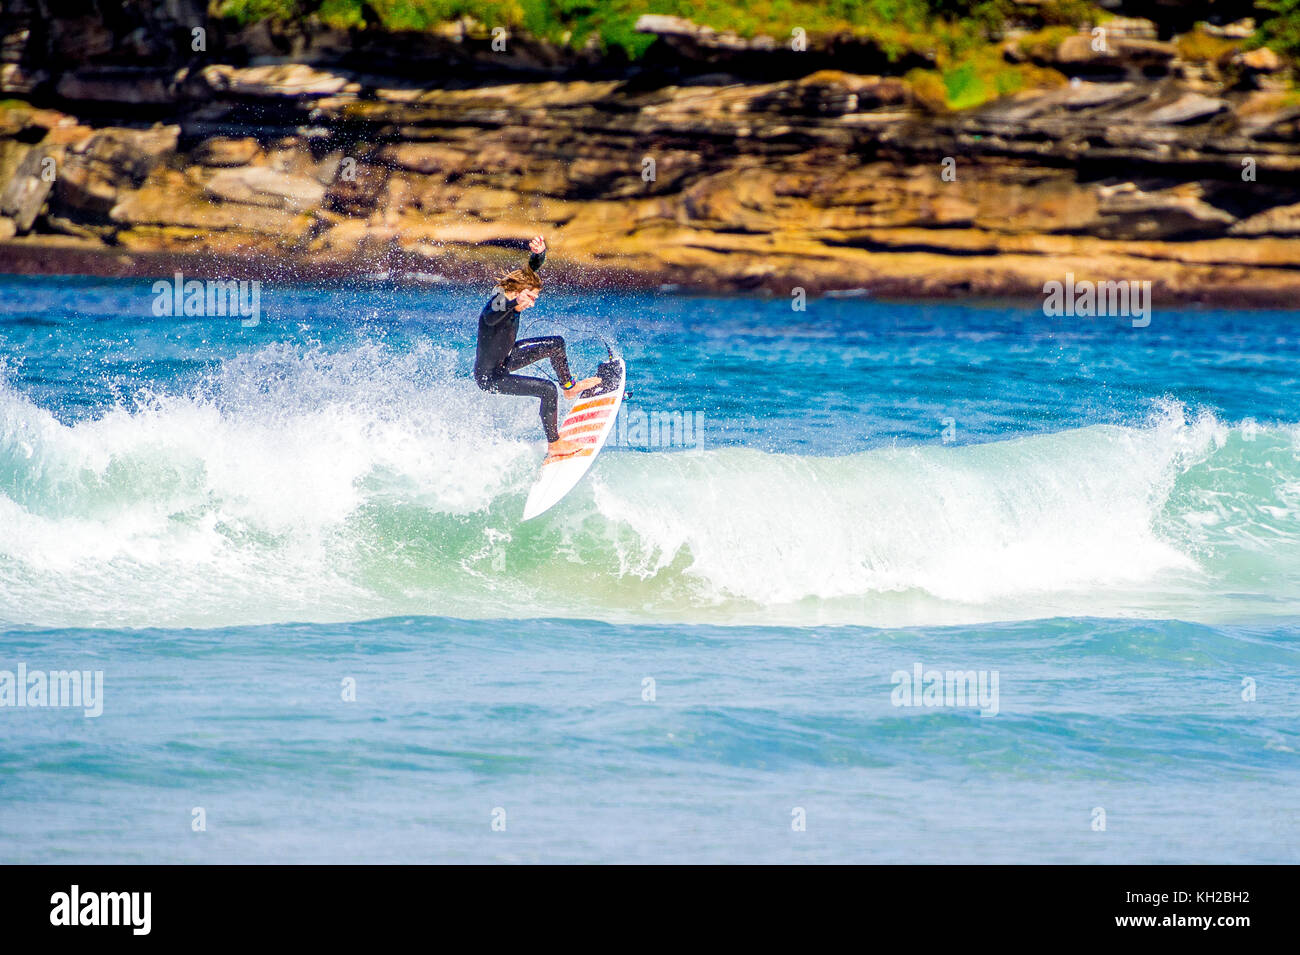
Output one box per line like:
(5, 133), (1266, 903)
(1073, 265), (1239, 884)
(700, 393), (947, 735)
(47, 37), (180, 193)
(522, 355), (626, 521)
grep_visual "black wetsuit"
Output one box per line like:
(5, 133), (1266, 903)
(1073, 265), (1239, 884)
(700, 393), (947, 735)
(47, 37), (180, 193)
(473, 248), (574, 443)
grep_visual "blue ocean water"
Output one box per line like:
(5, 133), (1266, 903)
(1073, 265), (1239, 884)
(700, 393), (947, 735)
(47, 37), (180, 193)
(1, 273), (1298, 863)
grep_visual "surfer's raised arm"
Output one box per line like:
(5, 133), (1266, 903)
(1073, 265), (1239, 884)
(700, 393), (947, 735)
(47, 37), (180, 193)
(480, 236), (547, 325)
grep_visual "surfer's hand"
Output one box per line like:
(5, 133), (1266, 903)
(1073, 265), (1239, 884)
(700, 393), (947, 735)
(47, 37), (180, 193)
(529, 235), (546, 255)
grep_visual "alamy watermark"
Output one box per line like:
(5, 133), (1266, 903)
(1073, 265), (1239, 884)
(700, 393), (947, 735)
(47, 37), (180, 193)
(151, 272), (262, 327)
(611, 408), (704, 450)
(1043, 273), (1150, 328)
(0, 663), (103, 717)
(891, 662), (999, 717)
(50, 885), (150, 935)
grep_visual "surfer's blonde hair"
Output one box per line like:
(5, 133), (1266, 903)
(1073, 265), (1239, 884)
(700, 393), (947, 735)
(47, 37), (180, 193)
(496, 266), (543, 296)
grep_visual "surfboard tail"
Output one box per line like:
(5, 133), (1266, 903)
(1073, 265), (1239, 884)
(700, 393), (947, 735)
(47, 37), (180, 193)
(522, 356), (626, 521)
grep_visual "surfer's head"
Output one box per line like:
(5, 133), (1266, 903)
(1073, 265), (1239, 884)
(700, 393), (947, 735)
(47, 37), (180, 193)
(496, 265), (543, 302)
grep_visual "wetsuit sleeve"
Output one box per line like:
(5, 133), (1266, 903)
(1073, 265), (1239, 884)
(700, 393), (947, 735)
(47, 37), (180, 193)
(479, 294), (511, 326)
(529, 247), (546, 272)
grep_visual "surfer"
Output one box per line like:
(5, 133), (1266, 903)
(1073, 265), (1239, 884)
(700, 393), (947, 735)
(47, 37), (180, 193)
(474, 235), (600, 458)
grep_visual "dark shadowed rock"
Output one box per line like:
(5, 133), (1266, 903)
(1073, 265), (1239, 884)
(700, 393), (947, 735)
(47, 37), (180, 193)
(56, 68), (177, 104)
(1094, 182), (1235, 238)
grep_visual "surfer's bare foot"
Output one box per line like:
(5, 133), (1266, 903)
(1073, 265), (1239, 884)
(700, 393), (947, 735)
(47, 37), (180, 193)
(547, 437), (583, 457)
(563, 376), (601, 396)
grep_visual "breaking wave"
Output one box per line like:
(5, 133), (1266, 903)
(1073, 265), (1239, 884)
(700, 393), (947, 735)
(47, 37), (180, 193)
(2, 344), (1299, 629)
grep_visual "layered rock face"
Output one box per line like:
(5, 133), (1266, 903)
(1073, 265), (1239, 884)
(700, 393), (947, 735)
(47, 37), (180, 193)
(2, 3), (1300, 303)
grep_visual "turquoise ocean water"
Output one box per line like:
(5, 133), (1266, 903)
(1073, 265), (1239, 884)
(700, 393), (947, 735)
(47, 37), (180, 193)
(1, 274), (1297, 862)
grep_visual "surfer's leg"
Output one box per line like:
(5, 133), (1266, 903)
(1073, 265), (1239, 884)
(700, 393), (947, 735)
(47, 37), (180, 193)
(506, 336), (572, 382)
(483, 371), (562, 443)
(507, 337), (602, 396)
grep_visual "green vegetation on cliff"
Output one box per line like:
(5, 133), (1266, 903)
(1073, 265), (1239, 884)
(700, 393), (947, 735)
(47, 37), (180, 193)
(1260, 0), (1300, 59)
(213, 0), (1089, 59)
(213, 1), (1299, 109)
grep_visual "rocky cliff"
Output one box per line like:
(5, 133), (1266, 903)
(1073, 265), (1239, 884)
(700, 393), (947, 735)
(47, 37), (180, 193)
(3, 2), (1300, 303)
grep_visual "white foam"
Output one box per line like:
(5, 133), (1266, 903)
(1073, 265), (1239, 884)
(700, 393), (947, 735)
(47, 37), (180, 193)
(590, 410), (1210, 608)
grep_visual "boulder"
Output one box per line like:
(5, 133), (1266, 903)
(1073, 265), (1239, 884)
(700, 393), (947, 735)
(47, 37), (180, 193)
(1205, 19), (1257, 40)
(192, 138), (261, 168)
(376, 143), (468, 176)
(1057, 34), (1116, 64)
(1058, 81), (1136, 109)
(80, 126), (177, 177)
(43, 124), (96, 147)
(792, 71), (909, 112)
(1238, 47), (1282, 73)
(1144, 93), (1227, 125)
(1054, 33), (1176, 75)
(1229, 202), (1300, 236)
(0, 63), (46, 94)
(199, 64), (360, 98)
(634, 15), (700, 39)
(633, 14), (773, 51)
(0, 145), (58, 232)
(1099, 18), (1158, 41)
(55, 126), (178, 215)
(112, 177), (308, 234)
(203, 166), (326, 212)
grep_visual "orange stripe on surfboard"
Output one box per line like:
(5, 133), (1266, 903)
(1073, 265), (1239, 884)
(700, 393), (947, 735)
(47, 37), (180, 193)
(563, 409), (613, 427)
(542, 448), (596, 466)
(570, 396), (616, 414)
(560, 422), (605, 437)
